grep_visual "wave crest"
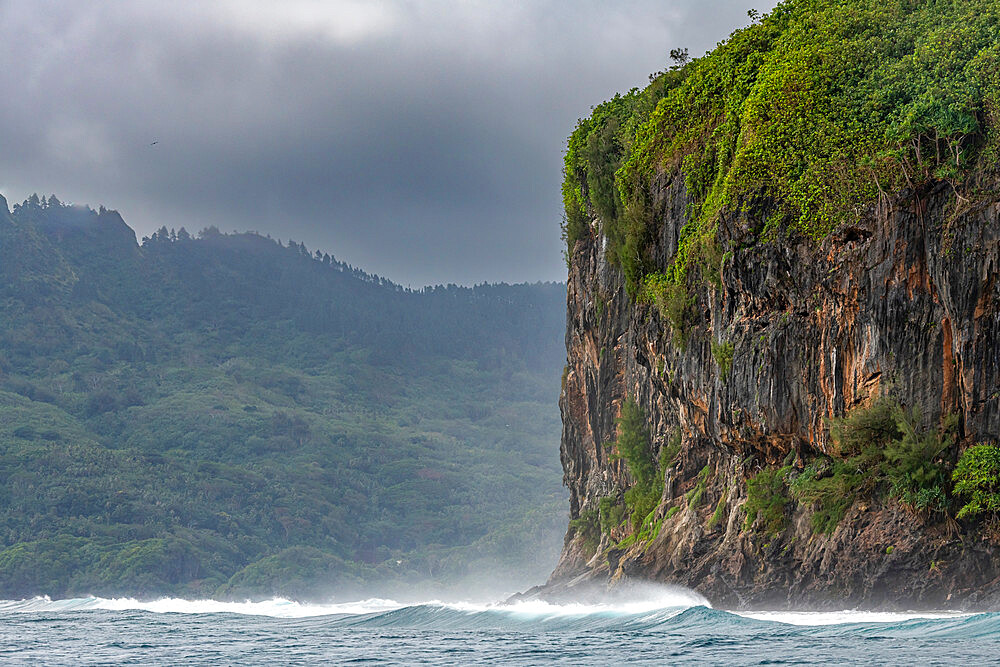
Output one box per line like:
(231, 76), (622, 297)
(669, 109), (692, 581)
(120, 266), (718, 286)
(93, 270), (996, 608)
(0, 592), (988, 638)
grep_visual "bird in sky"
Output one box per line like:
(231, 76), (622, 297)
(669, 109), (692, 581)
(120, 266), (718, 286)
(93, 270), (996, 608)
(150, 140), (159, 146)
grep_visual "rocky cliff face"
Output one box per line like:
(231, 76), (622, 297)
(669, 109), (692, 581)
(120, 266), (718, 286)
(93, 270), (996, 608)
(545, 175), (1000, 610)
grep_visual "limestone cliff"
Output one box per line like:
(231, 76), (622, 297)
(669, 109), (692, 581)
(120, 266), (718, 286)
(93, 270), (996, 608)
(543, 177), (1000, 610)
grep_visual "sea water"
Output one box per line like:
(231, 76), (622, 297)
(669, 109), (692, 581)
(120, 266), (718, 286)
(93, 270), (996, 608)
(1, 589), (997, 665)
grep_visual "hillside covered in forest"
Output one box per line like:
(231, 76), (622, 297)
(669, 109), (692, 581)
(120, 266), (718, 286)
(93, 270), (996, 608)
(0, 193), (567, 600)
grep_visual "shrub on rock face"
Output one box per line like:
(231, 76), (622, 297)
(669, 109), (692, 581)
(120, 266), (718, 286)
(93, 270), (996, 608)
(952, 444), (1000, 520)
(608, 399), (665, 529)
(599, 496), (626, 535)
(828, 397), (900, 457)
(823, 400), (953, 518)
(569, 509), (601, 558)
(789, 460), (863, 534)
(744, 467), (790, 535)
(883, 409), (955, 513)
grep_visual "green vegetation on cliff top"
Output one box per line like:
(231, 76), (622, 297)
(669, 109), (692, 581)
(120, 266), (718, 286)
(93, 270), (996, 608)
(563, 0), (1000, 294)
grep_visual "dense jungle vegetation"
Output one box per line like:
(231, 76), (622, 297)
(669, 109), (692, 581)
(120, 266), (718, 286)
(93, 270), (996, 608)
(0, 194), (566, 600)
(562, 0), (1000, 296)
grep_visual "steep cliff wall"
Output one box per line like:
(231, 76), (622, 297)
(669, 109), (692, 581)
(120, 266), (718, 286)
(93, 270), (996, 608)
(546, 176), (1000, 610)
(535, 0), (1000, 610)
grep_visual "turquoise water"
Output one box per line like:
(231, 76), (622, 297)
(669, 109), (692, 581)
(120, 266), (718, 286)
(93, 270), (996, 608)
(2, 593), (997, 665)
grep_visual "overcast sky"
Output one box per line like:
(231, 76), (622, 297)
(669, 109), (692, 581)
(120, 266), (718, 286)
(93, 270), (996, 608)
(0, 0), (776, 287)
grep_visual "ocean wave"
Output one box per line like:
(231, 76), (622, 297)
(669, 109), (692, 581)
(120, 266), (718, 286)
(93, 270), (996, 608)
(0, 592), (994, 639)
(0, 584), (708, 621)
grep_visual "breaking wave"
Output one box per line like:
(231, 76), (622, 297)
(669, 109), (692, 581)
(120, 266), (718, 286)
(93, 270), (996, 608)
(1, 592), (990, 638)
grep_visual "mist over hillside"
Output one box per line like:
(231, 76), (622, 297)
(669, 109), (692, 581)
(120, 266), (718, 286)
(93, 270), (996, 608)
(0, 194), (567, 600)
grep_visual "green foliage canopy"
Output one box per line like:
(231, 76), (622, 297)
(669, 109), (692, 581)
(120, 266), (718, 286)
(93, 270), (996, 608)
(562, 0), (1000, 296)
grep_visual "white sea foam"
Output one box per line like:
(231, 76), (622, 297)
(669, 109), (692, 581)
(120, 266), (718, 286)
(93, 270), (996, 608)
(489, 586), (711, 617)
(0, 595), (407, 618)
(2, 591), (971, 627)
(0, 584), (708, 620)
(738, 609), (973, 626)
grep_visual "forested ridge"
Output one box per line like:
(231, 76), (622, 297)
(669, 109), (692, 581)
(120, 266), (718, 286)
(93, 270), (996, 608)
(0, 194), (566, 600)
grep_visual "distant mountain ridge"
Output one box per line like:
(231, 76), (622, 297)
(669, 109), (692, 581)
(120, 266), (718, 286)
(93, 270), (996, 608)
(1, 194), (563, 368)
(0, 194), (567, 600)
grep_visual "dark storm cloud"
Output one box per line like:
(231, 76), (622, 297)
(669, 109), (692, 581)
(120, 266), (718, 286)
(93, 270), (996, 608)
(0, 0), (777, 286)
